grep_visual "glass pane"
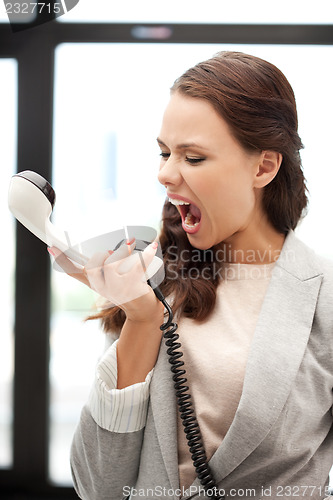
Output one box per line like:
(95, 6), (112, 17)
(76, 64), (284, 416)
(50, 43), (333, 484)
(0, 4), (7, 22)
(0, 59), (17, 468)
(48, 279), (105, 484)
(59, 0), (333, 24)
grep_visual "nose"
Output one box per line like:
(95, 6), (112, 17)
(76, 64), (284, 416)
(157, 155), (183, 188)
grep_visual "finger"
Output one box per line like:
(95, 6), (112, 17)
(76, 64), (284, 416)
(104, 239), (136, 265)
(139, 241), (159, 273)
(48, 247), (90, 286)
(84, 251), (111, 272)
(115, 242), (159, 278)
(139, 242), (164, 282)
(85, 241), (136, 294)
(116, 252), (141, 275)
(83, 251), (112, 295)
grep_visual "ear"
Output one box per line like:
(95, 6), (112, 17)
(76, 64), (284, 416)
(253, 151), (282, 188)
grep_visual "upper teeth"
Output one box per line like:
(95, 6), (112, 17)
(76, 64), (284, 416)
(168, 198), (190, 206)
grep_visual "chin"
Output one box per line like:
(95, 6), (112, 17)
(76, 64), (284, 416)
(187, 234), (215, 251)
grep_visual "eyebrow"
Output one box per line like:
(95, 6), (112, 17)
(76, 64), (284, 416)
(156, 137), (209, 151)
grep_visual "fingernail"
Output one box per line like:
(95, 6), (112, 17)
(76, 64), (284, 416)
(47, 247), (55, 256)
(151, 241), (158, 249)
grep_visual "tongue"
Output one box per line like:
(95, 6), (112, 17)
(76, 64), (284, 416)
(189, 203), (201, 220)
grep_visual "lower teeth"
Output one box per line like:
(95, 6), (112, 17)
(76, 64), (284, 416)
(185, 213), (199, 227)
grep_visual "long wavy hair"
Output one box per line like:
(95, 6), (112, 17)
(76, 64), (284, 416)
(90, 51), (308, 334)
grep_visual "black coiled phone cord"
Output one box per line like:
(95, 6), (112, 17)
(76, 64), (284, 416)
(158, 294), (224, 500)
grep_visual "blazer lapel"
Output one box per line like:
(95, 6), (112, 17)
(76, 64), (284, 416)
(150, 339), (180, 493)
(206, 231), (324, 483)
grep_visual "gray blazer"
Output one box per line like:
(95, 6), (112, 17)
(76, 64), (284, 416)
(70, 231), (333, 500)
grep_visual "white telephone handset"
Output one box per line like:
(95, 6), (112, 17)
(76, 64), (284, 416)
(8, 170), (164, 283)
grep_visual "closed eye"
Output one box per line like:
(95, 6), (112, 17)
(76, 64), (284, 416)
(159, 152), (205, 165)
(159, 152), (170, 160)
(186, 157), (206, 165)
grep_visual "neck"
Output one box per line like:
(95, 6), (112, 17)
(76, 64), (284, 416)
(218, 217), (286, 265)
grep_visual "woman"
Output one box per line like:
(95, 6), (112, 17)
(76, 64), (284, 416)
(53, 52), (333, 499)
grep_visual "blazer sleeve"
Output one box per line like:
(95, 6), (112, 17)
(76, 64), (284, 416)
(70, 405), (144, 500)
(70, 338), (153, 499)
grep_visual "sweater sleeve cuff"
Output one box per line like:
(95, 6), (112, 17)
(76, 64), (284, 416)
(88, 339), (153, 433)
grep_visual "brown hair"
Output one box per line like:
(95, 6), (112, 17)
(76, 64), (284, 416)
(91, 51), (308, 333)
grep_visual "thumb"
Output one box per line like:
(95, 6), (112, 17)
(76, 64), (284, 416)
(139, 241), (163, 281)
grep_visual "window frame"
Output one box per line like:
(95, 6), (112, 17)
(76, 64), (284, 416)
(0, 4), (332, 497)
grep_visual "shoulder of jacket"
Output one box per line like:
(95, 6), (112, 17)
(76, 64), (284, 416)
(277, 231), (331, 281)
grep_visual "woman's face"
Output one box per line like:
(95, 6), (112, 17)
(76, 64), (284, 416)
(157, 92), (264, 250)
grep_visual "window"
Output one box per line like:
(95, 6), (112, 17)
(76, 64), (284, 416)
(59, 0), (333, 25)
(0, 59), (17, 469)
(50, 42), (333, 483)
(0, 8), (332, 497)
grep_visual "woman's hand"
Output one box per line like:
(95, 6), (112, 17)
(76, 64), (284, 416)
(48, 240), (164, 321)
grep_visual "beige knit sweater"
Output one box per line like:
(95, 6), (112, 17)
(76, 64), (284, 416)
(176, 262), (275, 490)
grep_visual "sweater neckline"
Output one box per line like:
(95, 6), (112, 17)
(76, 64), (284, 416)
(222, 261), (276, 281)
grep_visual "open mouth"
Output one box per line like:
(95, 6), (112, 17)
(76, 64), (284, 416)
(168, 197), (202, 231)
(180, 203), (201, 227)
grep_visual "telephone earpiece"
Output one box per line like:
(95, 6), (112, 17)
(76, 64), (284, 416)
(8, 170), (88, 265)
